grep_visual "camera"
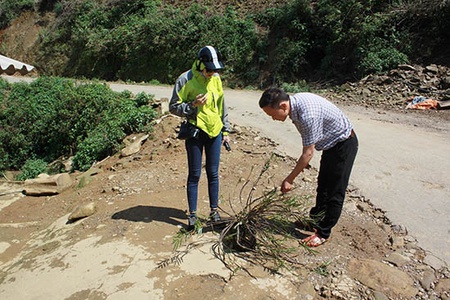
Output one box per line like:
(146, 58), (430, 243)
(223, 141), (231, 151)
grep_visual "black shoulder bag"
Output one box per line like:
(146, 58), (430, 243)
(177, 120), (200, 140)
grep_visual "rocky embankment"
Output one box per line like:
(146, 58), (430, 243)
(330, 64), (450, 112)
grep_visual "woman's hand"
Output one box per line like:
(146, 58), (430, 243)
(222, 135), (231, 151)
(193, 94), (207, 107)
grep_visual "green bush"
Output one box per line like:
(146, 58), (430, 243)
(357, 44), (408, 75)
(353, 10), (409, 75)
(253, 1), (312, 86)
(35, 1), (261, 85)
(0, 76), (157, 173)
(281, 80), (311, 93)
(4, 0), (448, 87)
(72, 95), (156, 171)
(16, 159), (48, 181)
(0, 78), (9, 100)
(304, 0), (410, 80)
(72, 122), (124, 171)
(0, 0), (34, 29)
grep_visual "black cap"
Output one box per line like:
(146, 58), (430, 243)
(198, 46), (224, 71)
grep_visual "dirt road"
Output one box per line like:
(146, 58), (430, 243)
(106, 82), (450, 269)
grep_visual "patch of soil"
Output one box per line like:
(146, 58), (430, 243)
(1, 115), (447, 299)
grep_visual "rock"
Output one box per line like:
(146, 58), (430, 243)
(348, 188), (362, 198)
(391, 224), (408, 235)
(398, 64), (416, 71)
(385, 252), (410, 267)
(419, 270), (435, 291)
(296, 281), (315, 299)
(440, 76), (450, 89)
(372, 210), (384, 219)
(63, 157), (73, 172)
(423, 254), (446, 270)
(120, 133), (150, 157)
(159, 97), (169, 114)
(2, 170), (18, 181)
(0, 242), (11, 255)
(425, 64), (439, 74)
(356, 202), (370, 212)
(271, 149), (286, 158)
(435, 278), (450, 295)
(330, 274), (358, 299)
(302, 176), (313, 183)
(333, 63), (450, 111)
(68, 202), (97, 222)
(79, 167), (103, 178)
(389, 236), (405, 248)
(362, 88), (371, 97)
(347, 258), (418, 299)
(372, 291), (389, 300)
(404, 235), (416, 243)
(23, 173), (73, 196)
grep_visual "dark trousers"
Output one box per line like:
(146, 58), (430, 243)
(310, 133), (358, 239)
(185, 131), (222, 215)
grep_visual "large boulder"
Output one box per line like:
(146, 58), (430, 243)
(120, 133), (149, 157)
(23, 173), (73, 196)
(348, 258), (418, 299)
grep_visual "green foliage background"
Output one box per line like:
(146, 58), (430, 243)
(0, 77), (157, 176)
(0, 0), (34, 28)
(3, 0), (448, 87)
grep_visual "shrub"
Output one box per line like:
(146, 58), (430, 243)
(357, 45), (408, 75)
(72, 122), (124, 171)
(72, 96), (157, 171)
(0, 0), (34, 29)
(252, 1), (312, 86)
(35, 1), (261, 85)
(16, 159), (48, 181)
(7, 0), (446, 86)
(281, 80), (311, 93)
(310, 0), (410, 81)
(0, 76), (157, 173)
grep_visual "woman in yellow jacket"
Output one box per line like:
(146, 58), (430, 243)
(169, 46), (231, 230)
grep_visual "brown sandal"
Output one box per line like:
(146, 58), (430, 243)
(302, 233), (327, 247)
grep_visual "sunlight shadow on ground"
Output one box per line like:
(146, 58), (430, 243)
(111, 205), (186, 226)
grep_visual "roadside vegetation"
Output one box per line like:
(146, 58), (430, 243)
(2, 0), (449, 88)
(0, 76), (157, 178)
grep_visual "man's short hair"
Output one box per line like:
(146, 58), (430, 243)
(259, 87), (289, 108)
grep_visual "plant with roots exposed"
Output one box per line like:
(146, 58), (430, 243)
(158, 153), (317, 275)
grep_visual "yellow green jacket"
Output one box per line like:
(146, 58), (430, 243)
(169, 61), (230, 138)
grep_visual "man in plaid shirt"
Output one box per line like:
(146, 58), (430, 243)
(259, 87), (358, 247)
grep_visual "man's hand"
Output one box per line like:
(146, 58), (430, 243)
(280, 145), (314, 194)
(281, 178), (293, 194)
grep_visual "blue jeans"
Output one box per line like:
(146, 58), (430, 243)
(185, 131), (222, 214)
